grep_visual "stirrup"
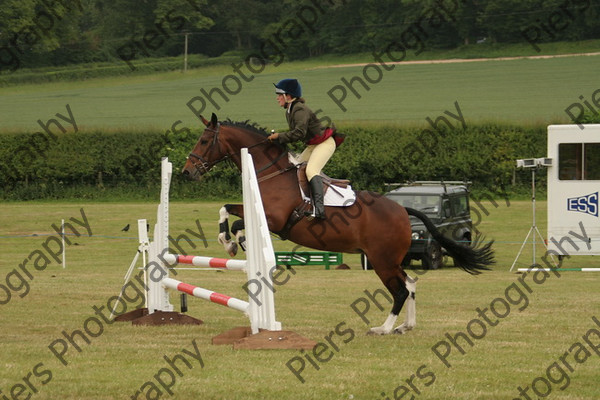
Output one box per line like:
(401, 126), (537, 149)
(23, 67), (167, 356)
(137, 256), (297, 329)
(303, 208), (315, 219)
(304, 205), (325, 220)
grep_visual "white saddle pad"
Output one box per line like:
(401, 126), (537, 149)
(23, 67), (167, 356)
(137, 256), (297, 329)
(289, 153), (356, 207)
(301, 184), (356, 207)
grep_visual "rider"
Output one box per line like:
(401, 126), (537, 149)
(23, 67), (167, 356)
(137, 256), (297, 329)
(268, 78), (336, 220)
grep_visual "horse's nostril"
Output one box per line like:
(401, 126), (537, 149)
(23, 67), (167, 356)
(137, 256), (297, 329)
(182, 169), (189, 176)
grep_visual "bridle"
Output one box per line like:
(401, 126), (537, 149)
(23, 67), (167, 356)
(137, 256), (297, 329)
(187, 123), (294, 180)
(187, 124), (228, 175)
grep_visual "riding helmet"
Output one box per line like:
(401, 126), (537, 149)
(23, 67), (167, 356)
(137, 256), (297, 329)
(274, 78), (302, 98)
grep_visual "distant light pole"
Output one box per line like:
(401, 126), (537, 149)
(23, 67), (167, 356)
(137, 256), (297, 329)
(183, 31), (189, 73)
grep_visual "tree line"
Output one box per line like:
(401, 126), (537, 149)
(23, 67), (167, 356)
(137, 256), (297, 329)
(1, 0), (599, 72)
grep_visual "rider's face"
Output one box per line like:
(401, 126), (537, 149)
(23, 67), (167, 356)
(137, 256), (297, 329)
(276, 93), (288, 108)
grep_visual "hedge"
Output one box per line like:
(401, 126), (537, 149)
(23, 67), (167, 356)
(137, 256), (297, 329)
(0, 54), (242, 87)
(0, 123), (549, 201)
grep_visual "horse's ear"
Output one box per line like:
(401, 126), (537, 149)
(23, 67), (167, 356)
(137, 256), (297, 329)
(210, 113), (218, 127)
(199, 115), (209, 126)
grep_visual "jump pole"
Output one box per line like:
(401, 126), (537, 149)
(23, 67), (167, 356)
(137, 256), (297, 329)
(162, 277), (249, 314)
(163, 254), (246, 271)
(517, 268), (600, 272)
(115, 152), (316, 349)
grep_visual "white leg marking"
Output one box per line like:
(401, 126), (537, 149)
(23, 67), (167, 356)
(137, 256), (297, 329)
(218, 206), (228, 223)
(394, 275), (417, 334)
(217, 207), (237, 256)
(368, 313), (397, 335)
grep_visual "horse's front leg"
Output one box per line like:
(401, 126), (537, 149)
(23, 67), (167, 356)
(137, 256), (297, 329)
(231, 219), (246, 252)
(218, 204), (244, 256)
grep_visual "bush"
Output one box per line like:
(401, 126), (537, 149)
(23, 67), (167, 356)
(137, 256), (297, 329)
(572, 111), (600, 125)
(0, 122), (549, 201)
(328, 123), (546, 196)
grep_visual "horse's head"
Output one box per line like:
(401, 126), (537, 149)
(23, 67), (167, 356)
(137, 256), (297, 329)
(183, 113), (288, 181)
(183, 113), (229, 180)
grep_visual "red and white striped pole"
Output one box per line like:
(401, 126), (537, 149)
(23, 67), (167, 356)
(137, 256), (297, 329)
(162, 277), (249, 314)
(163, 254), (247, 271)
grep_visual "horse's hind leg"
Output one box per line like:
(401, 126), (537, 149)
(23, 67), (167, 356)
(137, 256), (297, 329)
(393, 275), (416, 334)
(367, 258), (416, 335)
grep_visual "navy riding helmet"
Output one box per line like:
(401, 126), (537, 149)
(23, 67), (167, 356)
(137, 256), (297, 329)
(274, 78), (302, 98)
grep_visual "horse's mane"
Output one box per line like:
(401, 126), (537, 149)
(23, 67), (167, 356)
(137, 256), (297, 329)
(220, 118), (288, 152)
(221, 119), (269, 138)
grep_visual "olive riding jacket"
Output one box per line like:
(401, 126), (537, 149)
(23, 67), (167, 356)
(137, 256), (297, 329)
(278, 100), (323, 144)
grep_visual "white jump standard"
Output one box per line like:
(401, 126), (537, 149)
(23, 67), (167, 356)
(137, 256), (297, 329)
(114, 151), (315, 349)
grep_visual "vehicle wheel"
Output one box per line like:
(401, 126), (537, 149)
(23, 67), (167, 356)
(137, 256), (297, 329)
(361, 254), (373, 270)
(422, 241), (443, 270)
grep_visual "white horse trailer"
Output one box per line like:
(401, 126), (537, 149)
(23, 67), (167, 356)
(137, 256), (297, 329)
(547, 124), (600, 256)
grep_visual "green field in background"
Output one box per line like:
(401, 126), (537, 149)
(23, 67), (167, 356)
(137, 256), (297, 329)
(1, 54), (598, 133)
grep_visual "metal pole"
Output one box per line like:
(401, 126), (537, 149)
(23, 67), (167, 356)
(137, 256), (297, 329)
(511, 160), (559, 271)
(531, 168), (536, 266)
(183, 32), (189, 73)
(61, 219), (66, 268)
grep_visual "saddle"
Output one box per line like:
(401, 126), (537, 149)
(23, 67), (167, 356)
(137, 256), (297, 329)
(275, 160), (355, 239)
(297, 164), (350, 195)
(295, 163), (355, 207)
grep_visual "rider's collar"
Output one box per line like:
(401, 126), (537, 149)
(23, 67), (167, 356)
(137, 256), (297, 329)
(286, 99), (297, 114)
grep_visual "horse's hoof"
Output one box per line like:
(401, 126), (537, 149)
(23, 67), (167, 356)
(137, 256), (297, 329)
(366, 329), (387, 336)
(227, 242), (238, 257)
(393, 325), (414, 335)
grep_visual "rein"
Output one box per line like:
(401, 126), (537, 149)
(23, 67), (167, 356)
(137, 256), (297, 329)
(257, 164), (297, 183)
(245, 139), (292, 177)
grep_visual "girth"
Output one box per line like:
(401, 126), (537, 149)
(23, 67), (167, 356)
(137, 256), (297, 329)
(273, 202), (312, 240)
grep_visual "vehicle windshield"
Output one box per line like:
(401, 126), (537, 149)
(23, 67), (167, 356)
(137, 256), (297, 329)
(389, 194), (441, 215)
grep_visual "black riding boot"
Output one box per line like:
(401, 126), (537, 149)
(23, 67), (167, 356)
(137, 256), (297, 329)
(308, 176), (326, 219)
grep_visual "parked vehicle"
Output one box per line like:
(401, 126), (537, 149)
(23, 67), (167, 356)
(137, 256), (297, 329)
(362, 181), (473, 270)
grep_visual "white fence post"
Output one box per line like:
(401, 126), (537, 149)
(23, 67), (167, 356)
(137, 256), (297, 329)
(146, 157), (173, 313)
(241, 148), (282, 333)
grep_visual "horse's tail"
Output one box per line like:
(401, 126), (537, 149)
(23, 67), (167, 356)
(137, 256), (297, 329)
(405, 207), (495, 274)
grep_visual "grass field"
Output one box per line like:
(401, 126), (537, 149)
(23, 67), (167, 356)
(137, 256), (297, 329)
(1, 199), (599, 399)
(1, 53), (599, 132)
(1, 44), (599, 399)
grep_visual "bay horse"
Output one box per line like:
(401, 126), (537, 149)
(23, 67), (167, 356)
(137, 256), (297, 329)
(182, 113), (494, 335)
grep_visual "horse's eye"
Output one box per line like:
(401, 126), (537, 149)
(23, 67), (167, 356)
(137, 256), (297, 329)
(200, 140), (208, 145)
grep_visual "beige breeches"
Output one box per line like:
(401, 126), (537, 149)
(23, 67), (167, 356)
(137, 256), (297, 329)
(299, 136), (336, 181)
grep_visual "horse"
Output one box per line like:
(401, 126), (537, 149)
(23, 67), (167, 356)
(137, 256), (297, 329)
(182, 113), (494, 335)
